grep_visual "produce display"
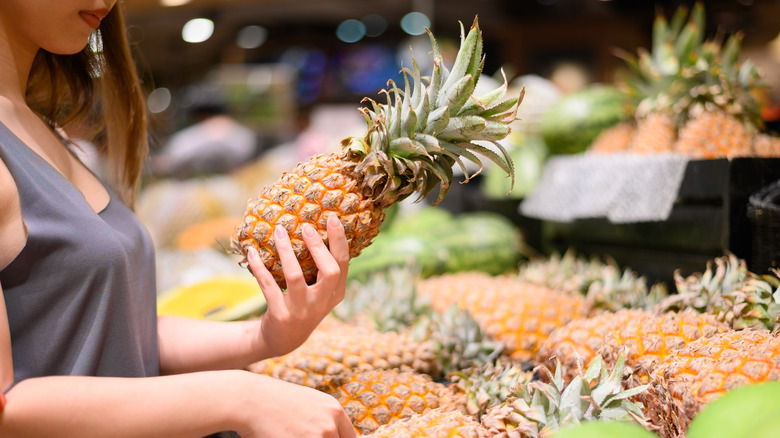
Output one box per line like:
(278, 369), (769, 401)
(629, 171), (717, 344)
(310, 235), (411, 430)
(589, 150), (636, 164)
(586, 3), (780, 158)
(347, 206), (527, 281)
(539, 84), (630, 155)
(135, 4), (780, 438)
(229, 17), (520, 289)
(243, 251), (780, 436)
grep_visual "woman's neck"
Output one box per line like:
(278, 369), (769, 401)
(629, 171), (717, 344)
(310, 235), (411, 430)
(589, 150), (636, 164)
(0, 24), (36, 104)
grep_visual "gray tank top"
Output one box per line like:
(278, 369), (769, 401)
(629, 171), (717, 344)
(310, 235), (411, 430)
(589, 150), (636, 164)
(0, 121), (159, 388)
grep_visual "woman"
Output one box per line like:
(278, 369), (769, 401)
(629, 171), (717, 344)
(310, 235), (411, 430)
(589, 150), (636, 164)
(0, 1), (356, 436)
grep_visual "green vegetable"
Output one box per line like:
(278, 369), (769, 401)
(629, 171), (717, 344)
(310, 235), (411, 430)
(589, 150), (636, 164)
(540, 85), (630, 155)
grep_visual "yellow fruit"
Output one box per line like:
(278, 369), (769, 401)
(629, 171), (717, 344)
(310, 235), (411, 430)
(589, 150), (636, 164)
(753, 133), (780, 157)
(157, 275), (264, 321)
(174, 216), (242, 251)
(630, 113), (676, 154)
(675, 110), (753, 158)
(317, 369), (458, 435)
(589, 120), (636, 154)
(230, 19), (519, 289)
(417, 272), (590, 361)
(364, 408), (488, 438)
(247, 318), (438, 387)
(641, 330), (780, 438)
(537, 308), (730, 381)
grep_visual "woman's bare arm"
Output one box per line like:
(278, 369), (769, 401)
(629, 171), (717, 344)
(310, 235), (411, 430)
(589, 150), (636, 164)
(1, 369), (355, 437)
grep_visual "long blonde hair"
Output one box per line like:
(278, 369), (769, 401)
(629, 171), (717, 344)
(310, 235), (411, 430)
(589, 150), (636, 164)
(25, 3), (148, 208)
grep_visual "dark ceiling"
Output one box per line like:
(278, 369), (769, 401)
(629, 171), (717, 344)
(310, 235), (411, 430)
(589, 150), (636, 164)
(122, 0), (780, 92)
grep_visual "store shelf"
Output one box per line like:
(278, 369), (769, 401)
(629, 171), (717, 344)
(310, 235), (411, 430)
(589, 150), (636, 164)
(537, 157), (780, 284)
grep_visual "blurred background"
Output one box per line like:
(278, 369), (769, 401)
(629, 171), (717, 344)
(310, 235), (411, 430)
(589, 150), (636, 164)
(124, 0), (780, 156)
(126, 0), (780, 314)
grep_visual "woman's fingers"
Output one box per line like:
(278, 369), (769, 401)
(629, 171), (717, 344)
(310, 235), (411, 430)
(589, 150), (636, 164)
(273, 224), (307, 290)
(302, 221), (341, 288)
(246, 247), (283, 311)
(326, 213), (349, 267)
(325, 214), (350, 296)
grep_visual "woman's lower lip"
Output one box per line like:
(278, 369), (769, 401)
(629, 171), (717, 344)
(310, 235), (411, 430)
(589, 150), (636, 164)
(79, 11), (101, 29)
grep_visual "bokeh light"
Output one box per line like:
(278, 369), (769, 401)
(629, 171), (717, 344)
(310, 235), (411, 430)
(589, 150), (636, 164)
(182, 18), (214, 43)
(400, 12), (430, 36)
(147, 87), (172, 114)
(336, 19), (367, 43)
(236, 25), (268, 49)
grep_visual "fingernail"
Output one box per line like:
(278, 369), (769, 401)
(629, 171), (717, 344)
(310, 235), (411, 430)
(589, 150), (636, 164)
(247, 247), (259, 261)
(275, 225), (288, 240)
(302, 222), (316, 237)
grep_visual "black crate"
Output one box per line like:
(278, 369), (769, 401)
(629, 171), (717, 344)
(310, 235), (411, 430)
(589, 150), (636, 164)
(538, 158), (780, 285)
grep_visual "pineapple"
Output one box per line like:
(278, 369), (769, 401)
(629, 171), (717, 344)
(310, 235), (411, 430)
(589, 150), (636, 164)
(675, 108), (754, 158)
(446, 358), (534, 420)
(517, 249), (668, 312)
(641, 329), (780, 438)
(630, 112), (676, 154)
(537, 308), (730, 382)
(317, 369), (458, 435)
(669, 6), (764, 157)
(752, 132), (780, 158)
(248, 266), (504, 385)
(637, 269), (780, 437)
(247, 317), (438, 388)
(480, 354), (650, 437)
(538, 254), (779, 382)
(410, 303), (506, 378)
(657, 254), (780, 331)
(609, 3), (706, 155)
(417, 272), (590, 361)
(606, 3), (764, 158)
(230, 18), (519, 288)
(365, 408), (489, 438)
(418, 251), (664, 362)
(360, 355), (650, 438)
(589, 120), (636, 154)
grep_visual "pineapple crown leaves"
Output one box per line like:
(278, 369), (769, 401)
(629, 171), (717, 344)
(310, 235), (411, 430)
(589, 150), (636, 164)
(335, 263), (432, 332)
(517, 249), (666, 311)
(448, 359), (534, 420)
(615, 3), (706, 116)
(658, 253), (778, 330)
(483, 355), (649, 437)
(615, 2), (764, 128)
(534, 355), (648, 428)
(341, 16), (520, 209)
(411, 303), (506, 378)
(734, 269), (780, 331)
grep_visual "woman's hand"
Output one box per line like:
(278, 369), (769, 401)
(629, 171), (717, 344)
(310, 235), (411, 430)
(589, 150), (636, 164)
(235, 373), (356, 438)
(247, 213), (349, 358)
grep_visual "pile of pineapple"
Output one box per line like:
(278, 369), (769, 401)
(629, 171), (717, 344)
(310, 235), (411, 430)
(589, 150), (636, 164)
(588, 3), (780, 159)
(244, 251), (780, 437)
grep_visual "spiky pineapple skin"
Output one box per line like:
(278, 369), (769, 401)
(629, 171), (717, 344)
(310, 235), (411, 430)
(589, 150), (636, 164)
(417, 273), (590, 361)
(675, 110), (753, 158)
(641, 330), (780, 438)
(365, 408), (489, 438)
(537, 308), (730, 381)
(536, 308), (643, 371)
(631, 112), (677, 154)
(589, 120), (636, 154)
(649, 329), (778, 400)
(231, 152), (384, 288)
(317, 369), (458, 435)
(247, 318), (437, 387)
(753, 132), (780, 157)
